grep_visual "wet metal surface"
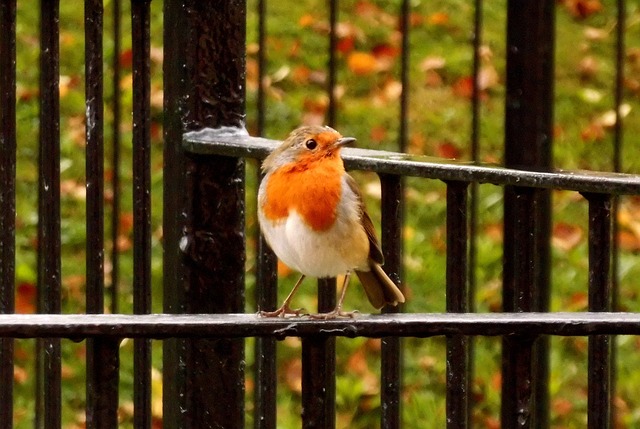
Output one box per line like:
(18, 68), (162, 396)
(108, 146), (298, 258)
(163, 2), (247, 428)
(0, 1), (16, 427)
(183, 130), (640, 196)
(38, 1), (62, 427)
(132, 1), (153, 428)
(1, 312), (640, 338)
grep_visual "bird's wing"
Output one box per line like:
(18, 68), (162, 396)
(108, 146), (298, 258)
(345, 173), (385, 265)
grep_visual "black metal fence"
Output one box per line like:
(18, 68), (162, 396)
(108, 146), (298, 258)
(0, 0), (638, 428)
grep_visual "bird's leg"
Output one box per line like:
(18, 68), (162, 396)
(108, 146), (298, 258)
(310, 272), (358, 319)
(259, 275), (307, 317)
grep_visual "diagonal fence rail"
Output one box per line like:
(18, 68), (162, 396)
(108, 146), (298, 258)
(1, 0), (636, 428)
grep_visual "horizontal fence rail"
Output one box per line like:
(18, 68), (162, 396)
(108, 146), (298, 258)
(1, 312), (640, 338)
(183, 129), (640, 195)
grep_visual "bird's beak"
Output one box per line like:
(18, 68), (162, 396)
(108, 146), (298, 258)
(335, 137), (357, 147)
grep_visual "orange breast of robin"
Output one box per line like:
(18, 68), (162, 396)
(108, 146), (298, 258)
(263, 155), (343, 232)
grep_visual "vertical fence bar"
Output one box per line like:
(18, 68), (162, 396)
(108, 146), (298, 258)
(610, 3), (625, 426)
(301, 2), (340, 423)
(469, 0), (482, 301)
(254, 232), (277, 429)
(131, 1), (152, 428)
(502, 1), (555, 427)
(110, 0), (121, 314)
(397, 0), (409, 153)
(585, 193), (612, 429)
(467, 2), (482, 426)
(302, 278), (336, 429)
(163, 1), (246, 427)
(501, 187), (537, 429)
(445, 181), (470, 429)
(37, 1), (62, 427)
(380, 3), (408, 426)
(84, 1), (116, 428)
(254, 2), (277, 427)
(256, 0), (267, 136)
(85, 338), (121, 429)
(162, 1), (189, 424)
(326, 0), (337, 128)
(0, 1), (16, 427)
(380, 173), (404, 429)
(85, 0), (105, 317)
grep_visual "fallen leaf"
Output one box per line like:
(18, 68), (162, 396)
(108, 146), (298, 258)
(291, 65), (311, 84)
(452, 76), (474, 98)
(283, 358), (302, 394)
(370, 125), (387, 143)
(347, 51), (377, 75)
(424, 70), (443, 87)
(15, 282), (36, 314)
(117, 235), (133, 252)
(408, 132), (426, 154)
(618, 230), (640, 252)
(119, 48), (133, 68)
(60, 179), (87, 200)
(477, 65), (499, 91)
(583, 26), (608, 41)
(580, 121), (605, 142)
(598, 104), (631, 128)
(382, 79), (403, 101)
(372, 43), (399, 59)
(561, 0), (603, 19)
(120, 212), (134, 235)
(336, 36), (355, 54)
(409, 13), (424, 27)
(347, 348), (370, 374)
(427, 12), (450, 26)
(578, 56), (599, 80)
(298, 14), (314, 28)
(552, 222), (583, 251)
(436, 141), (461, 159)
(14, 366), (28, 384)
(420, 56), (446, 72)
(277, 260), (293, 277)
(567, 292), (588, 311)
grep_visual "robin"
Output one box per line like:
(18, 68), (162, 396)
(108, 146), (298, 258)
(258, 125), (405, 318)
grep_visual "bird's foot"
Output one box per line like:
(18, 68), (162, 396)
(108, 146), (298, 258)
(308, 308), (359, 320)
(259, 305), (307, 318)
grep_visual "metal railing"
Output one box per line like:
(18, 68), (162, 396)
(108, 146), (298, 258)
(0, 0), (635, 428)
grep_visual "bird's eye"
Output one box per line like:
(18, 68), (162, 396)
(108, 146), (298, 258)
(305, 139), (317, 150)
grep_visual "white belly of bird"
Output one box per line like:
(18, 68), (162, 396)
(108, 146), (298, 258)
(259, 210), (369, 278)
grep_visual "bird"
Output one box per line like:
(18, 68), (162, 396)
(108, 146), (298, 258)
(257, 125), (405, 318)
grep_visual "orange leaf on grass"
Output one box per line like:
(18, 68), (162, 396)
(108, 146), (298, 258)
(436, 141), (461, 159)
(452, 76), (474, 98)
(277, 260), (293, 277)
(371, 43), (398, 59)
(336, 36), (355, 54)
(567, 292), (588, 311)
(552, 222), (583, 251)
(283, 358), (302, 394)
(370, 125), (387, 143)
(427, 12), (450, 26)
(347, 51), (377, 75)
(15, 282), (36, 314)
(14, 366), (28, 384)
(119, 48), (133, 68)
(298, 14), (314, 28)
(561, 0), (603, 19)
(618, 230), (640, 252)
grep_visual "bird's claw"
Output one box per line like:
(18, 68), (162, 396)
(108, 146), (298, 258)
(308, 309), (359, 320)
(259, 306), (307, 318)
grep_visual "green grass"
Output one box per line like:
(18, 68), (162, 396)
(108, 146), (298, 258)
(10, 0), (640, 427)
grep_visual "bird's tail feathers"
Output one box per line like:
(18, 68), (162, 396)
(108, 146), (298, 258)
(355, 263), (405, 310)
